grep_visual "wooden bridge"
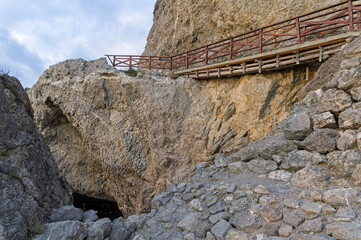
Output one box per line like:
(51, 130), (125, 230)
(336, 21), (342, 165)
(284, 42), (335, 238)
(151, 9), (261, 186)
(106, 0), (361, 79)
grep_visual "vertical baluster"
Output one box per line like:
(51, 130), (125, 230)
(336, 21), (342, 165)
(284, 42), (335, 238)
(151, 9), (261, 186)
(259, 29), (263, 52)
(229, 37), (233, 60)
(296, 17), (301, 43)
(348, 0), (355, 31)
(205, 46), (209, 65)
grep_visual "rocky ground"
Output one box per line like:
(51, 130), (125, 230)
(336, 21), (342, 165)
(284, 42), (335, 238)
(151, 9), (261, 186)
(31, 36), (361, 240)
(0, 75), (72, 239)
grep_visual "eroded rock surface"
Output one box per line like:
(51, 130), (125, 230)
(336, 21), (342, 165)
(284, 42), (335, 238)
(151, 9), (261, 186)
(0, 75), (72, 239)
(29, 58), (312, 216)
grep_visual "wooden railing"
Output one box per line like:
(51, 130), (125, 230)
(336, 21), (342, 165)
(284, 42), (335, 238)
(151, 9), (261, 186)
(106, 0), (361, 71)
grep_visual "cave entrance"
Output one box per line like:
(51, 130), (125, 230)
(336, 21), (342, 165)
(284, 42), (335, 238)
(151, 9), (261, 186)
(73, 192), (123, 220)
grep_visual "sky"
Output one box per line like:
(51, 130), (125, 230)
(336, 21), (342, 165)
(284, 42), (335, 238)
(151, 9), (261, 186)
(0, 0), (156, 88)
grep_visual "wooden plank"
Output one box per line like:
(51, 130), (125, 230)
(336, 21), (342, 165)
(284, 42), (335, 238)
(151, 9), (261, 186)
(175, 31), (360, 75)
(190, 47), (341, 79)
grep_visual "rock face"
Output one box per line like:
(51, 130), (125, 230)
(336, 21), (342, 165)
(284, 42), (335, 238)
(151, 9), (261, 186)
(29, 59), (313, 216)
(0, 75), (72, 239)
(143, 0), (340, 56)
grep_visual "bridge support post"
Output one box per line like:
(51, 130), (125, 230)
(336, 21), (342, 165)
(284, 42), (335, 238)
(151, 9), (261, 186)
(348, 0), (355, 31)
(170, 57), (173, 70)
(129, 56), (132, 70)
(186, 52), (189, 69)
(148, 56), (152, 70)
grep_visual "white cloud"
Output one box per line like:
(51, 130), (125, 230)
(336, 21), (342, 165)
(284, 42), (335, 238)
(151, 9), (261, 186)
(0, 0), (156, 87)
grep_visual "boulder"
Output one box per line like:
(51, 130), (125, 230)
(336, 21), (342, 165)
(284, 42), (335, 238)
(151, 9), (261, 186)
(228, 144), (258, 162)
(284, 112), (312, 140)
(40, 220), (87, 240)
(300, 200), (323, 215)
(258, 135), (298, 160)
(357, 132), (361, 150)
(280, 151), (312, 172)
(247, 157), (278, 174)
(301, 129), (339, 154)
(339, 105), (361, 129)
(350, 86), (361, 101)
(225, 228), (248, 240)
(336, 130), (357, 150)
(49, 206), (83, 222)
(108, 225), (131, 240)
(0, 75), (72, 240)
(282, 208), (306, 228)
(268, 170), (293, 182)
(340, 57), (361, 70)
(278, 224), (293, 237)
(337, 67), (361, 90)
(211, 219), (231, 240)
(260, 205), (283, 223)
(230, 211), (262, 233)
(227, 162), (245, 174)
(311, 112), (337, 129)
(292, 166), (330, 189)
(316, 89), (352, 114)
(82, 210), (99, 223)
(87, 218), (112, 240)
(325, 221), (361, 240)
(351, 164), (361, 184)
(327, 150), (361, 178)
(322, 188), (358, 206)
(300, 218), (323, 233)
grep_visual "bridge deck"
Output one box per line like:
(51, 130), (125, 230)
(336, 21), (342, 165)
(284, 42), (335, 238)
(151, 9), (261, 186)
(175, 32), (360, 79)
(105, 0), (361, 78)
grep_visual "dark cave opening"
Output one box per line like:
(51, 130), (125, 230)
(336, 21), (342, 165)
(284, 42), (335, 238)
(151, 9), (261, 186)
(73, 192), (123, 220)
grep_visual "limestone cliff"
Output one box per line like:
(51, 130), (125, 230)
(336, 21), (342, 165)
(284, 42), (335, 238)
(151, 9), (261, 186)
(0, 75), (72, 239)
(29, 59), (316, 217)
(143, 0), (340, 56)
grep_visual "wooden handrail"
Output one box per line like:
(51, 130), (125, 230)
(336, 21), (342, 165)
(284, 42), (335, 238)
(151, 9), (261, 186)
(106, 0), (361, 71)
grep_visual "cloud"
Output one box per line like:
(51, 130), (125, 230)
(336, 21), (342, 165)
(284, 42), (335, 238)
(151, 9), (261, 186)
(0, 0), (156, 87)
(0, 28), (44, 88)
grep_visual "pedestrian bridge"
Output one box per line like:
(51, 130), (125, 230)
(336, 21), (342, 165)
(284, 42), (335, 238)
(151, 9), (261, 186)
(106, 0), (361, 79)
